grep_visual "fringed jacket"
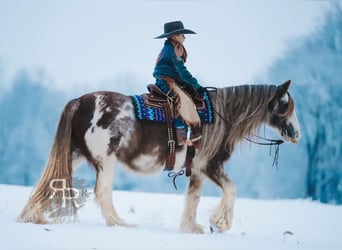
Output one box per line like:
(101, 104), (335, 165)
(153, 40), (201, 95)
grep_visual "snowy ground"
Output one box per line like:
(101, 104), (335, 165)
(0, 184), (341, 250)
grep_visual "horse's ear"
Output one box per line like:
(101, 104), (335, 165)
(276, 80), (291, 96)
(269, 80), (291, 109)
(281, 80), (291, 91)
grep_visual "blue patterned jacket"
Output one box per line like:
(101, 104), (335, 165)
(153, 40), (201, 94)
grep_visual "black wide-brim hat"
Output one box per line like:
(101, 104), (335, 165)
(154, 21), (196, 39)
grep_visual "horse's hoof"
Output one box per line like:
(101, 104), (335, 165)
(194, 226), (205, 234)
(106, 218), (135, 227)
(209, 223), (219, 233)
(117, 220), (137, 228)
(209, 220), (231, 233)
(181, 224), (205, 234)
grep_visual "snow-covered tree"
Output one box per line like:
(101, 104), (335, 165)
(262, 4), (342, 203)
(0, 70), (65, 185)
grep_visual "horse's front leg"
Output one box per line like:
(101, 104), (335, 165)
(180, 172), (206, 234)
(205, 165), (236, 233)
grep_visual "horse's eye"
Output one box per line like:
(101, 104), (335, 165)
(278, 102), (289, 114)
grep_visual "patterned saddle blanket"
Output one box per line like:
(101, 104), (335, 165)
(131, 86), (214, 124)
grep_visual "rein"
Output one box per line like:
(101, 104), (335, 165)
(205, 87), (284, 167)
(244, 135), (283, 167)
(168, 169), (185, 190)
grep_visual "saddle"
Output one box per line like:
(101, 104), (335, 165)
(146, 84), (177, 171)
(131, 84), (214, 175)
(146, 84), (206, 109)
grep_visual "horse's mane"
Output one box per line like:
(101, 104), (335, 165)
(201, 84), (277, 159)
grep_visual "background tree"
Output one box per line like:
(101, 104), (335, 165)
(263, 4), (342, 203)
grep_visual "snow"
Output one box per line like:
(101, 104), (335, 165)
(1, 184), (341, 250)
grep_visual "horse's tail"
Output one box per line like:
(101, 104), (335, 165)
(18, 98), (80, 224)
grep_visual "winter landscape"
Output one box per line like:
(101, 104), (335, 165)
(1, 184), (341, 250)
(0, 1), (341, 250)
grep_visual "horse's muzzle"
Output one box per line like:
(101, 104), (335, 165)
(282, 124), (300, 144)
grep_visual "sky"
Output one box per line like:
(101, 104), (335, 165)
(0, 0), (330, 93)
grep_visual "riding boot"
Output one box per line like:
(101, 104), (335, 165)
(190, 126), (202, 149)
(175, 127), (187, 146)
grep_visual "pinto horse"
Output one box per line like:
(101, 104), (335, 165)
(18, 80), (301, 233)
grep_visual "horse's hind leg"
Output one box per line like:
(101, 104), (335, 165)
(180, 173), (206, 234)
(94, 156), (129, 227)
(71, 150), (85, 172)
(205, 165), (236, 233)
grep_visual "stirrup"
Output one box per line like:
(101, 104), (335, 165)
(176, 127), (187, 146)
(189, 126), (202, 148)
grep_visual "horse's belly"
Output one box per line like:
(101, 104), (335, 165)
(120, 147), (187, 174)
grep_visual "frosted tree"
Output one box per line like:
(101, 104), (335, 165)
(0, 70), (65, 185)
(263, 3), (342, 203)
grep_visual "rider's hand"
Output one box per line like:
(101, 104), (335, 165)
(197, 87), (205, 95)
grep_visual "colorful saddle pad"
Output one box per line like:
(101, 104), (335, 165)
(131, 91), (214, 124)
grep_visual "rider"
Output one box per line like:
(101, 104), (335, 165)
(153, 20), (205, 148)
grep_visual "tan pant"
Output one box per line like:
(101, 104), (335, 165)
(167, 81), (201, 127)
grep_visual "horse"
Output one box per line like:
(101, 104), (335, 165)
(18, 80), (301, 233)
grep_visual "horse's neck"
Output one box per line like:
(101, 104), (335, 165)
(201, 85), (276, 159)
(214, 84), (276, 130)
(220, 84), (275, 111)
